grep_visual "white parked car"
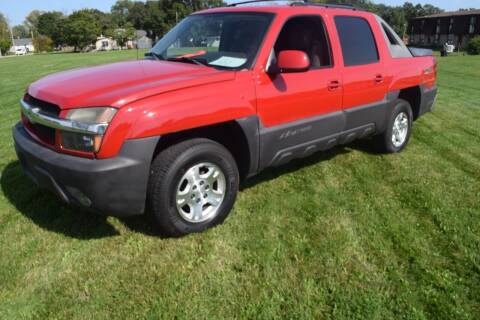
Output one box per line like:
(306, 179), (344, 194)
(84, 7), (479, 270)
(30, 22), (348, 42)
(15, 48), (27, 56)
(445, 43), (455, 53)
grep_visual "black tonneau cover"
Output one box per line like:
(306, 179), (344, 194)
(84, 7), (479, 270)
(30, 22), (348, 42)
(408, 47), (434, 57)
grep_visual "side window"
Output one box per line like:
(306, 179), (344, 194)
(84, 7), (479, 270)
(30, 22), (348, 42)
(273, 15), (333, 69)
(379, 19), (412, 58)
(382, 23), (399, 45)
(334, 16), (379, 66)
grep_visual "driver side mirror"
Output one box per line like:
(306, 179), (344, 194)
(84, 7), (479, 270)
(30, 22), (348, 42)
(268, 50), (310, 74)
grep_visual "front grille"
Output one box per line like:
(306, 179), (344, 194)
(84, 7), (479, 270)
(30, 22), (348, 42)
(27, 122), (56, 145)
(25, 94), (60, 117)
(23, 94), (60, 146)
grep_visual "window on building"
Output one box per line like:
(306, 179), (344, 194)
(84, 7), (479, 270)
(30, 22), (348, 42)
(449, 18), (454, 33)
(469, 17), (476, 34)
(334, 16), (379, 66)
(436, 19), (441, 34)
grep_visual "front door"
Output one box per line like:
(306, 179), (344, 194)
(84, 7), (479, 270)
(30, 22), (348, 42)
(255, 15), (344, 168)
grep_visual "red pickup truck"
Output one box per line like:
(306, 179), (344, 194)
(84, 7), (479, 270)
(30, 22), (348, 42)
(13, 2), (437, 236)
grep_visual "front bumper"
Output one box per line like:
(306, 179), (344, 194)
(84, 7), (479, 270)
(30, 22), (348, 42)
(13, 123), (159, 217)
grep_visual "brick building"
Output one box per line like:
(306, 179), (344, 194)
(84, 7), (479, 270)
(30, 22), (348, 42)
(408, 10), (480, 49)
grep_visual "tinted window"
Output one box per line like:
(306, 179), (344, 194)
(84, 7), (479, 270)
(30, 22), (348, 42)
(334, 16), (379, 66)
(274, 16), (333, 69)
(382, 23), (399, 45)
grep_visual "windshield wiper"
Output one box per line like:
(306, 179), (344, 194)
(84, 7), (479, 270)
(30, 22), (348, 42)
(144, 52), (165, 61)
(166, 56), (208, 67)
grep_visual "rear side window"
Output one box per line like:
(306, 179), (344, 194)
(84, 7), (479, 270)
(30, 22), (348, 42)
(378, 16), (412, 58)
(382, 23), (399, 45)
(334, 16), (379, 66)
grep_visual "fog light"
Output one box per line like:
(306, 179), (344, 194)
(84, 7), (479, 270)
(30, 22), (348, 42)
(66, 186), (92, 207)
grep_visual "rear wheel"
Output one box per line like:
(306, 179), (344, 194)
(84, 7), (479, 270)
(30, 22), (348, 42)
(375, 99), (413, 153)
(147, 138), (239, 236)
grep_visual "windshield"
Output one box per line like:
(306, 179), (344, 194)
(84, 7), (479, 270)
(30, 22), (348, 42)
(150, 12), (274, 70)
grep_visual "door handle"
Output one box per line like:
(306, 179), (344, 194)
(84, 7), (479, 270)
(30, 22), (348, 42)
(374, 74), (384, 84)
(328, 80), (340, 91)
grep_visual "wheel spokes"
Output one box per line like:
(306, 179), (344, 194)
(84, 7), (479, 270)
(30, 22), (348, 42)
(175, 162), (226, 224)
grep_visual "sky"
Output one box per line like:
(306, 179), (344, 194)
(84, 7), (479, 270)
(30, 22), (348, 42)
(1, 0), (479, 26)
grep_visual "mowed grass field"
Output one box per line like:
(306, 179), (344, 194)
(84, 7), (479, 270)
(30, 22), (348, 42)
(0, 50), (479, 319)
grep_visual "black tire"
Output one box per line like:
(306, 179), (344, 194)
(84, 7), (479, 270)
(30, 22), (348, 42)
(375, 99), (413, 153)
(147, 138), (239, 237)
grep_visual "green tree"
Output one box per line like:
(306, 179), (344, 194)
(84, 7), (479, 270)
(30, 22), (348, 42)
(37, 11), (65, 46)
(111, 0), (135, 26)
(467, 36), (480, 55)
(0, 12), (11, 55)
(377, 5), (407, 35)
(422, 4), (443, 16)
(110, 0), (225, 41)
(0, 12), (10, 40)
(155, 0), (225, 39)
(184, 0), (224, 11)
(24, 10), (43, 34)
(0, 39), (11, 55)
(33, 35), (53, 52)
(12, 25), (29, 38)
(403, 2), (419, 21)
(83, 9), (114, 34)
(127, 1), (151, 30)
(64, 10), (101, 51)
(108, 22), (136, 47)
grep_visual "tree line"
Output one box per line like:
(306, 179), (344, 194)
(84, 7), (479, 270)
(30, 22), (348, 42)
(1, 0), (444, 54)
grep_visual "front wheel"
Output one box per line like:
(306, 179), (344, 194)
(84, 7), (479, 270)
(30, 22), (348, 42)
(147, 138), (239, 237)
(375, 99), (413, 153)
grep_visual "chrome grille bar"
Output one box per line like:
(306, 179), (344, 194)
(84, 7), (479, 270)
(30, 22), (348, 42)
(20, 99), (108, 135)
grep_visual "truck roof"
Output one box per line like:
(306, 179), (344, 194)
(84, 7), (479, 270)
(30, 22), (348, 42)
(195, 1), (368, 16)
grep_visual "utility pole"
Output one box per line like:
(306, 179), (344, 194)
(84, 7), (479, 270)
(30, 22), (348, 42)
(9, 25), (14, 54)
(10, 26), (14, 42)
(31, 30), (35, 53)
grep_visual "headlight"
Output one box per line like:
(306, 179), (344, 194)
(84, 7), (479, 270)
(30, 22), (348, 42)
(61, 107), (117, 153)
(66, 107), (117, 124)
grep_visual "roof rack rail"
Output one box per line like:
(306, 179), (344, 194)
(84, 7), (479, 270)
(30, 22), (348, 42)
(291, 1), (363, 11)
(227, 0), (290, 7)
(227, 0), (363, 11)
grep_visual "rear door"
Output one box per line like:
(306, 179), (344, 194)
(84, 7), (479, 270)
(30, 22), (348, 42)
(333, 14), (388, 132)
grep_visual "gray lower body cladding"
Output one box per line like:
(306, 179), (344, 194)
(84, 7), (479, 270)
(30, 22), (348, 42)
(256, 86), (437, 170)
(419, 85), (438, 115)
(258, 99), (388, 169)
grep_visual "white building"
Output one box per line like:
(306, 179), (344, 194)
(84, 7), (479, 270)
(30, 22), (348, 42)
(10, 38), (35, 54)
(135, 30), (153, 49)
(95, 36), (118, 51)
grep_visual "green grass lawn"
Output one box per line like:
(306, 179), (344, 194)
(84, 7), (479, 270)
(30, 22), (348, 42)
(0, 50), (479, 319)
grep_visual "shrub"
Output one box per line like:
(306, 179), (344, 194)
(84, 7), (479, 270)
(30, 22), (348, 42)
(0, 39), (11, 55)
(33, 35), (54, 53)
(466, 36), (480, 55)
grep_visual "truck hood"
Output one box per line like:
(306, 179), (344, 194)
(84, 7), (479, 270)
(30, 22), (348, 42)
(28, 60), (235, 110)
